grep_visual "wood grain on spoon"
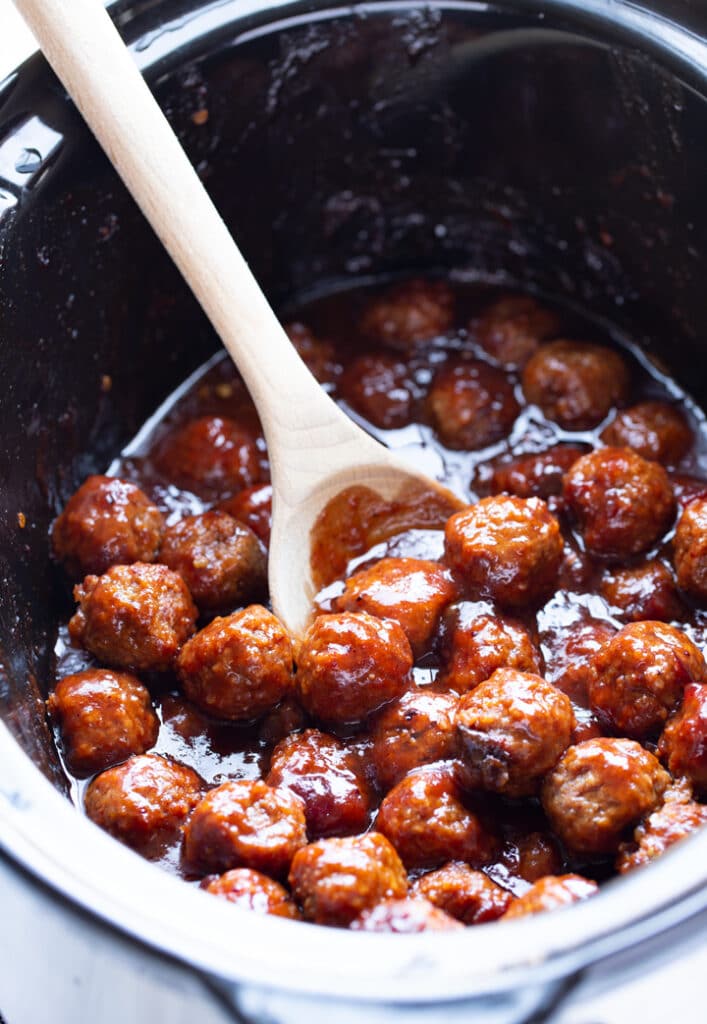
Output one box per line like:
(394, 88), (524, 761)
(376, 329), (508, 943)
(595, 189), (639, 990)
(15, 0), (462, 636)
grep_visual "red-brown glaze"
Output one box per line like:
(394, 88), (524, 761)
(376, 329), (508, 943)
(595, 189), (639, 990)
(154, 415), (262, 499)
(218, 483), (273, 546)
(658, 683), (707, 794)
(503, 874), (598, 919)
(203, 868), (301, 919)
(616, 783), (707, 873)
(370, 688), (458, 792)
(360, 278), (454, 350)
(427, 359), (520, 451)
(350, 897), (463, 932)
(600, 401), (693, 465)
(600, 560), (684, 623)
(474, 445), (587, 500)
(470, 293), (561, 369)
(541, 618), (616, 707)
(340, 353), (415, 428)
(522, 339), (629, 429)
(411, 862), (513, 924)
(674, 497), (707, 600)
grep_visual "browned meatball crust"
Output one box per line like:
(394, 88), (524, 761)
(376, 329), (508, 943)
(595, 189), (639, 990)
(177, 606), (294, 722)
(563, 447), (675, 558)
(471, 293), (560, 369)
(411, 862), (513, 924)
(154, 416), (262, 500)
(474, 445), (587, 500)
(350, 897), (463, 932)
(521, 339), (629, 430)
(184, 779), (307, 878)
(658, 683), (707, 793)
(284, 322), (340, 385)
(295, 611), (412, 724)
(589, 621), (706, 739)
(203, 868), (301, 919)
(541, 618), (616, 707)
(52, 475), (165, 579)
(69, 563), (197, 673)
(616, 783), (707, 873)
(542, 738), (670, 854)
(600, 401), (693, 465)
(674, 497), (707, 600)
(47, 669), (158, 777)
(455, 669), (574, 797)
(600, 560), (683, 623)
(218, 483), (272, 546)
(361, 278), (454, 350)
(339, 353), (414, 429)
(444, 496), (562, 608)
(427, 359), (520, 451)
(289, 832), (408, 926)
(503, 874), (598, 919)
(335, 557), (457, 658)
(370, 689), (457, 792)
(266, 729), (371, 838)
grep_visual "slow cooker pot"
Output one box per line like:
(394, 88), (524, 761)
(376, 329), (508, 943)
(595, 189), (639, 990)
(2, 1), (707, 1021)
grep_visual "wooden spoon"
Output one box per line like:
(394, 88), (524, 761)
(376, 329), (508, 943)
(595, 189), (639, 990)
(15, 0), (461, 635)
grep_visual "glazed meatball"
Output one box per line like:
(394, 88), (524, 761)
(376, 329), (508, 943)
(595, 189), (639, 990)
(455, 669), (574, 797)
(351, 897), (463, 933)
(154, 416), (261, 500)
(674, 497), (707, 600)
(541, 618), (615, 707)
(360, 278), (454, 351)
(501, 831), (564, 884)
(339, 353), (414, 429)
(474, 445), (587, 500)
(563, 447), (675, 558)
(503, 875), (598, 919)
(335, 557), (457, 658)
(616, 783), (707, 873)
(542, 738), (670, 854)
(203, 868), (300, 919)
(177, 606), (294, 722)
(427, 359), (519, 451)
(471, 293), (560, 369)
(444, 496), (562, 608)
(600, 401), (692, 465)
(258, 697), (308, 746)
(266, 729), (371, 838)
(376, 762), (498, 869)
(47, 669), (158, 777)
(370, 689), (457, 792)
(437, 602), (543, 694)
(589, 621), (706, 739)
(184, 779), (307, 878)
(295, 612), (412, 724)
(52, 475), (164, 579)
(570, 705), (604, 744)
(284, 322), (340, 385)
(69, 563), (197, 673)
(84, 753), (204, 856)
(411, 862), (513, 924)
(219, 483), (272, 546)
(160, 511), (266, 612)
(658, 683), (707, 793)
(521, 339), (629, 430)
(600, 560), (683, 623)
(289, 833), (408, 926)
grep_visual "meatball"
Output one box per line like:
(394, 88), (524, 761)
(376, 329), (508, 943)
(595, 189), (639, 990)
(69, 563), (197, 673)
(658, 683), (707, 793)
(266, 729), (370, 838)
(474, 445), (586, 500)
(411, 862), (512, 924)
(437, 602), (542, 694)
(288, 833), (408, 926)
(370, 689), (457, 792)
(154, 415), (261, 500)
(501, 831), (564, 884)
(600, 401), (693, 466)
(674, 497), (707, 600)
(160, 511), (266, 612)
(177, 606), (294, 722)
(376, 762), (498, 869)
(51, 475), (164, 579)
(455, 669), (574, 797)
(203, 868), (300, 919)
(84, 753), (204, 856)
(617, 783), (707, 873)
(47, 669), (158, 777)
(360, 278), (454, 351)
(295, 612), (412, 724)
(350, 898), (463, 933)
(563, 447), (675, 558)
(184, 779), (307, 878)
(284, 322), (340, 385)
(542, 738), (670, 854)
(521, 339), (629, 430)
(471, 293), (560, 369)
(503, 875), (598, 919)
(427, 359), (519, 451)
(334, 557), (457, 658)
(589, 621), (706, 739)
(444, 496), (562, 608)
(258, 698), (308, 746)
(219, 484), (272, 546)
(541, 618), (615, 707)
(339, 353), (414, 429)
(600, 560), (683, 623)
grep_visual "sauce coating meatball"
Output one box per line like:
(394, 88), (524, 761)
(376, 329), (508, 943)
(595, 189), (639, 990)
(616, 783), (707, 873)
(376, 762), (498, 869)
(471, 293), (560, 369)
(600, 560), (683, 623)
(284, 322), (340, 385)
(563, 447), (675, 558)
(360, 278), (454, 350)
(350, 897), (463, 932)
(427, 359), (519, 451)
(203, 867), (301, 919)
(370, 689), (457, 792)
(658, 683), (707, 794)
(160, 511), (266, 612)
(502, 875), (598, 919)
(542, 738), (670, 854)
(52, 475), (164, 579)
(455, 669), (574, 797)
(411, 862), (513, 924)
(501, 831), (564, 884)
(589, 621), (706, 739)
(218, 483), (272, 546)
(177, 606), (294, 722)
(289, 832), (408, 926)
(600, 401), (692, 465)
(674, 497), (707, 600)
(335, 557), (456, 658)
(521, 339), (629, 430)
(339, 353), (414, 429)
(184, 779), (307, 878)
(444, 496), (562, 608)
(437, 602), (542, 694)
(541, 618), (615, 707)
(266, 729), (371, 838)
(474, 445), (586, 500)
(84, 753), (204, 856)
(47, 669), (158, 777)
(69, 563), (197, 673)
(154, 416), (262, 500)
(295, 611), (412, 724)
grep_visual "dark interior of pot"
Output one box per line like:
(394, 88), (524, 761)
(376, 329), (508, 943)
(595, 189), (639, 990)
(1, 0), (706, 790)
